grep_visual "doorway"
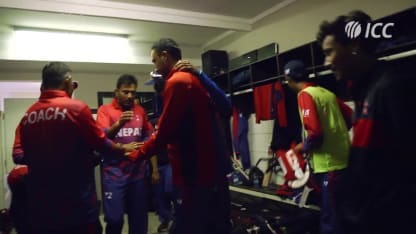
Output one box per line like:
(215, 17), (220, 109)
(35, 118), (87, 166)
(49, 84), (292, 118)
(0, 81), (40, 209)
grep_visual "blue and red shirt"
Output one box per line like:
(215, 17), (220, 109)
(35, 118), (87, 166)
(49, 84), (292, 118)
(253, 81), (288, 125)
(96, 99), (153, 182)
(131, 69), (230, 187)
(348, 61), (415, 178)
(12, 90), (116, 229)
(337, 60), (416, 232)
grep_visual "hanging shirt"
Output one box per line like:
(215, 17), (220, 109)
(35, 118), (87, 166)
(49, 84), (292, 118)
(270, 85), (303, 151)
(232, 107), (251, 170)
(253, 81), (287, 125)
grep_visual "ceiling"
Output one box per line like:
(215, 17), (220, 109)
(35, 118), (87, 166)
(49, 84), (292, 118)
(106, 0), (288, 18)
(0, 0), (294, 48)
(0, 0), (295, 73)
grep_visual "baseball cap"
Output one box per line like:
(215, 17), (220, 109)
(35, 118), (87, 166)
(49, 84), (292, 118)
(144, 71), (163, 86)
(284, 60), (306, 79)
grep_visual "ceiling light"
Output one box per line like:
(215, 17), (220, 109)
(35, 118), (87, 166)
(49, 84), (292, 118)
(8, 28), (134, 63)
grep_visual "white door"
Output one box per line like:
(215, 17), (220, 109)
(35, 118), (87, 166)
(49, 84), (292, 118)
(0, 98), (35, 209)
(3, 98), (35, 171)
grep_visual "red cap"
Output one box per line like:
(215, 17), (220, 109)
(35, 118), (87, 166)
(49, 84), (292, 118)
(7, 165), (28, 189)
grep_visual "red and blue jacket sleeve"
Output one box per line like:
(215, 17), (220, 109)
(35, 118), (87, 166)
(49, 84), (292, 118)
(77, 106), (116, 152)
(197, 71), (232, 117)
(297, 91), (323, 152)
(95, 105), (111, 134)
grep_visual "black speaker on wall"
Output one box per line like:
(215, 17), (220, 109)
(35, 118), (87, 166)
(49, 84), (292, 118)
(201, 50), (228, 77)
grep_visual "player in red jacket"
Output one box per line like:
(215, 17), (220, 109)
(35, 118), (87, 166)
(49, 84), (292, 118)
(12, 62), (137, 234)
(129, 38), (232, 234)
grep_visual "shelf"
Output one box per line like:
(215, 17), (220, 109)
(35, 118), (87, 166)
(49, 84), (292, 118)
(252, 56), (278, 83)
(253, 54), (278, 64)
(212, 73), (229, 93)
(231, 90), (254, 114)
(232, 88), (253, 96)
(229, 42), (278, 71)
(252, 75), (283, 88)
(211, 72), (228, 80)
(236, 83), (252, 90)
(210, 7), (416, 104)
(378, 48), (416, 61)
(311, 41), (325, 68)
(374, 7), (416, 57)
(229, 185), (320, 211)
(309, 69), (333, 78)
(278, 43), (314, 75)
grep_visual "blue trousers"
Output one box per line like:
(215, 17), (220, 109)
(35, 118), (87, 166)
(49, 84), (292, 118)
(103, 179), (147, 234)
(153, 164), (174, 225)
(313, 170), (344, 234)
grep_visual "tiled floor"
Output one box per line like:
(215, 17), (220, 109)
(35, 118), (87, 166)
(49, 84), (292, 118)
(99, 212), (162, 234)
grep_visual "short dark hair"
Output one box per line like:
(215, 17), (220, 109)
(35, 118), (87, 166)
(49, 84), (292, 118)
(317, 10), (377, 55)
(151, 38), (182, 60)
(117, 74), (138, 88)
(41, 62), (72, 88)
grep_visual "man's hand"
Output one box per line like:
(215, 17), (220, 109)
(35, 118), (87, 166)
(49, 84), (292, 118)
(174, 60), (196, 73)
(118, 111), (134, 126)
(105, 111), (135, 139)
(293, 143), (303, 154)
(123, 142), (144, 161)
(151, 170), (160, 184)
(122, 142), (141, 153)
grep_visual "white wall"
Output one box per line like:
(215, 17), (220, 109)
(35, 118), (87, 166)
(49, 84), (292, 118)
(0, 64), (155, 109)
(207, 0), (416, 58)
(0, 110), (6, 209)
(0, 81), (40, 111)
(209, 0), (415, 177)
(0, 98), (37, 209)
(247, 116), (276, 178)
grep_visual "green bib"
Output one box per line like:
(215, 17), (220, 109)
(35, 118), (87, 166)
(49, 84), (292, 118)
(300, 86), (350, 173)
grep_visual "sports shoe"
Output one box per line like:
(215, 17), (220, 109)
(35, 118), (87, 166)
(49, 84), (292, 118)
(157, 222), (169, 233)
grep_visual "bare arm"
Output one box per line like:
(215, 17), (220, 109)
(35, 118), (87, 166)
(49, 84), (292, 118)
(149, 155), (160, 184)
(105, 111), (134, 139)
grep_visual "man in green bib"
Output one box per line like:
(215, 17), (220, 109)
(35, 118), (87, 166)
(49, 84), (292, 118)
(284, 60), (352, 234)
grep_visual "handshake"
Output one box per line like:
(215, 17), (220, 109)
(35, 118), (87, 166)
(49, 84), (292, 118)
(117, 141), (144, 161)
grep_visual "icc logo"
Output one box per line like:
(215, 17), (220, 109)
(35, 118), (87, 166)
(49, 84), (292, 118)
(345, 21), (394, 39)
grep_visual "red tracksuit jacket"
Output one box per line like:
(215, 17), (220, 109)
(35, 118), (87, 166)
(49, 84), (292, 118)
(12, 90), (116, 229)
(131, 69), (230, 187)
